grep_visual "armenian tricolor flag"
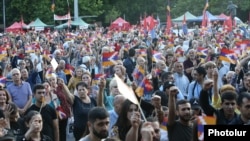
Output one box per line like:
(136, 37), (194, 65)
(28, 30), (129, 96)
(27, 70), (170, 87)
(152, 51), (163, 62)
(133, 66), (145, 80)
(92, 74), (106, 85)
(102, 52), (119, 66)
(135, 77), (153, 97)
(197, 47), (208, 58)
(197, 116), (216, 141)
(0, 47), (7, 60)
(160, 117), (168, 131)
(219, 48), (238, 64)
(64, 64), (75, 76)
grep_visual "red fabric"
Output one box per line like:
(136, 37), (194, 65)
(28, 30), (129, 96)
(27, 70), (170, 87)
(223, 15), (233, 32)
(6, 21), (27, 32)
(110, 17), (131, 31)
(201, 11), (208, 28)
(148, 16), (156, 31)
(166, 13), (172, 34)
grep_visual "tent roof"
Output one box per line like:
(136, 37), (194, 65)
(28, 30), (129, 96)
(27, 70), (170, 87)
(6, 21), (27, 31)
(217, 13), (229, 19)
(172, 11), (198, 22)
(110, 17), (131, 30)
(29, 18), (48, 27)
(7, 22), (21, 29)
(55, 22), (69, 29)
(112, 17), (129, 24)
(71, 18), (89, 26)
(197, 11), (225, 21)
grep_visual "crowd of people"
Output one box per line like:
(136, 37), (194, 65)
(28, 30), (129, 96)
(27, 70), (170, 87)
(0, 19), (250, 141)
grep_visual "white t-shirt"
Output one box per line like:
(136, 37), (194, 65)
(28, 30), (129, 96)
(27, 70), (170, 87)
(30, 53), (43, 72)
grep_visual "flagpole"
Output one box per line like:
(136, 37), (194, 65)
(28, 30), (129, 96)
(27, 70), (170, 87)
(3, 0), (6, 33)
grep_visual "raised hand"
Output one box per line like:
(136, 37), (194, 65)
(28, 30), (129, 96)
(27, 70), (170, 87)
(130, 111), (141, 128)
(169, 86), (179, 97)
(203, 79), (214, 91)
(98, 77), (106, 89)
(3, 104), (14, 119)
(212, 68), (218, 80)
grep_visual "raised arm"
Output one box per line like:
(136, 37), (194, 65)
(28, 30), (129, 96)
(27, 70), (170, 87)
(125, 111), (141, 141)
(97, 77), (106, 107)
(168, 86), (179, 126)
(212, 68), (219, 107)
(57, 78), (74, 105)
(199, 79), (216, 116)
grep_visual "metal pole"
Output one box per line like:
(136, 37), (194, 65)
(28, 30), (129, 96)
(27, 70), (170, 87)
(74, 0), (78, 20)
(3, 0), (6, 33)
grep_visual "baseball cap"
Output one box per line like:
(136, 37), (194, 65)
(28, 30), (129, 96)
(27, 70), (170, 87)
(189, 98), (201, 109)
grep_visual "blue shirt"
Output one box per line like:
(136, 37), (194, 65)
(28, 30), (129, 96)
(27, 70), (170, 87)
(56, 70), (68, 84)
(108, 109), (118, 136)
(187, 81), (202, 100)
(7, 81), (32, 109)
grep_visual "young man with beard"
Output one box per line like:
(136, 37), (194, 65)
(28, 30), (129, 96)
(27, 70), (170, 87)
(79, 107), (110, 141)
(167, 86), (193, 141)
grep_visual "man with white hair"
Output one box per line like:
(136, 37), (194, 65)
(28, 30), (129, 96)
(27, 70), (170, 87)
(183, 49), (200, 82)
(7, 68), (33, 115)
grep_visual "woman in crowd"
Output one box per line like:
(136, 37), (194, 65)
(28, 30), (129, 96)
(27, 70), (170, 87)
(0, 87), (11, 110)
(81, 71), (99, 100)
(102, 78), (121, 111)
(47, 74), (71, 141)
(110, 99), (141, 141)
(58, 79), (99, 141)
(16, 110), (52, 141)
(113, 64), (131, 85)
(133, 56), (146, 86)
(68, 66), (84, 92)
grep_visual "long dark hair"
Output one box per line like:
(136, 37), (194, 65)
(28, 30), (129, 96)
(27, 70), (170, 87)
(114, 99), (139, 141)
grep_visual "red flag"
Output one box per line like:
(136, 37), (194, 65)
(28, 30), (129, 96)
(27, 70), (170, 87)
(149, 16), (155, 31)
(201, 0), (209, 28)
(201, 11), (207, 28)
(143, 14), (147, 30)
(165, 1), (172, 34)
(223, 14), (232, 32)
(166, 13), (172, 34)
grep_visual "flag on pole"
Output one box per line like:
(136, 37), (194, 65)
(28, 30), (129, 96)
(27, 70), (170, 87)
(166, 0), (172, 34)
(219, 48), (238, 64)
(182, 14), (188, 35)
(201, 0), (209, 28)
(51, 0), (55, 12)
(197, 116), (216, 141)
(102, 52), (119, 66)
(204, 0), (209, 11)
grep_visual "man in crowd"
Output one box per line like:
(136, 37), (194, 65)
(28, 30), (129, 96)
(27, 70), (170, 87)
(79, 107), (110, 141)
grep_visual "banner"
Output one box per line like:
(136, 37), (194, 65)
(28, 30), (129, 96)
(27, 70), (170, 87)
(54, 13), (71, 20)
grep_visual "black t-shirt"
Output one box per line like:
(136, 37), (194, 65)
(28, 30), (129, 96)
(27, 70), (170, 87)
(25, 104), (57, 141)
(167, 121), (193, 141)
(72, 96), (97, 130)
(16, 133), (53, 141)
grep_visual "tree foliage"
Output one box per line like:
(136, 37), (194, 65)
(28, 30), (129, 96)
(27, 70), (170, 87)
(0, 0), (249, 27)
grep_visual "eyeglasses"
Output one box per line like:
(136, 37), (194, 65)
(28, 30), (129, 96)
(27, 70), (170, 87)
(112, 86), (118, 88)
